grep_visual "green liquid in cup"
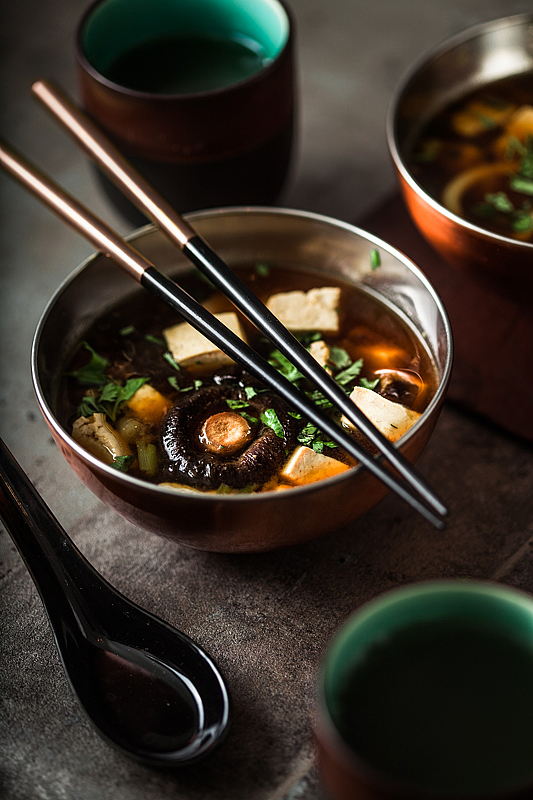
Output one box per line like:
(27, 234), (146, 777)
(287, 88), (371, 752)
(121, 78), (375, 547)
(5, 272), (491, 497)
(104, 33), (271, 94)
(335, 619), (533, 795)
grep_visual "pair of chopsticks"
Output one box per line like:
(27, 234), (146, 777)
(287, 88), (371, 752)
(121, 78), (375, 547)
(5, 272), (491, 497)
(0, 80), (448, 528)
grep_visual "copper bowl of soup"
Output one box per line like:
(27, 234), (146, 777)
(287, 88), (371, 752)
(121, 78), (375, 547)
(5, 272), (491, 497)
(31, 208), (452, 553)
(388, 13), (533, 292)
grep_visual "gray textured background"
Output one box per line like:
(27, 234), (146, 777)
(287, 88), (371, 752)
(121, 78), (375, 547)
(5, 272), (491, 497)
(2, 1), (533, 798)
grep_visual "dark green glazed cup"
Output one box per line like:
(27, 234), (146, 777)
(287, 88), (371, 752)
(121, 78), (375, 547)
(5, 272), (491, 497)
(76, 0), (295, 223)
(316, 581), (533, 800)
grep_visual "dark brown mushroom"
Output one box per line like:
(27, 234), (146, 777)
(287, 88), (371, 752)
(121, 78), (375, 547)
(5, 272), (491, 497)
(161, 382), (299, 490)
(375, 369), (423, 408)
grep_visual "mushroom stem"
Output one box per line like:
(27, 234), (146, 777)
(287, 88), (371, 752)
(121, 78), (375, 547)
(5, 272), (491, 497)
(200, 412), (253, 455)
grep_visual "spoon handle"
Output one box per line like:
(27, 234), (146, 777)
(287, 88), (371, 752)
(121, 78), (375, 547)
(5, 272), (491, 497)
(0, 438), (105, 634)
(0, 438), (231, 764)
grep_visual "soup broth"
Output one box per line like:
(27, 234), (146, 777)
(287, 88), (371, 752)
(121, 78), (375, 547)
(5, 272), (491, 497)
(60, 264), (437, 494)
(408, 72), (533, 239)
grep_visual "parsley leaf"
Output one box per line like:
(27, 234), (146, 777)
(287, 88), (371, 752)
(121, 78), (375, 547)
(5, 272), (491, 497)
(226, 398), (250, 410)
(163, 351), (181, 371)
(328, 346), (352, 370)
(111, 454), (135, 472)
(69, 342), (109, 386)
(254, 262), (271, 277)
(485, 192), (515, 214)
(268, 349), (304, 383)
(335, 358), (363, 386)
(260, 408), (285, 438)
(360, 376), (380, 390)
(77, 376), (149, 421)
(370, 249), (381, 270)
(145, 334), (165, 346)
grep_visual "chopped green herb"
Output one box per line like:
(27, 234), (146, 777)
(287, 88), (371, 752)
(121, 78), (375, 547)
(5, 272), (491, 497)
(260, 408), (284, 438)
(504, 135), (527, 161)
(328, 346), (352, 370)
(193, 379), (203, 390)
(167, 375), (181, 391)
(335, 358), (363, 386)
(360, 376), (380, 390)
(111, 454), (135, 472)
(216, 483), (233, 494)
(87, 378), (149, 422)
(145, 334), (165, 346)
(268, 349), (303, 383)
(119, 325), (135, 336)
(295, 331), (322, 346)
(69, 342), (108, 386)
(305, 389), (334, 410)
(77, 376), (149, 421)
(163, 351), (181, 371)
(512, 212), (533, 232)
(510, 175), (533, 196)
(297, 421), (337, 452)
(254, 262), (271, 277)
(411, 139), (442, 164)
(485, 192), (515, 214)
(226, 398), (250, 410)
(297, 422), (317, 446)
(244, 386), (257, 400)
(473, 112), (498, 130)
(370, 249), (381, 271)
(77, 394), (101, 418)
(239, 412), (258, 424)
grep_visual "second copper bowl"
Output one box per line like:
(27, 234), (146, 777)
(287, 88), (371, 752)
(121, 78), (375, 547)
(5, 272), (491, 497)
(388, 13), (533, 292)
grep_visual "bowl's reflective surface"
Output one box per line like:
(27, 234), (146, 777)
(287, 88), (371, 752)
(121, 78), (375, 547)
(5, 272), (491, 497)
(388, 13), (533, 293)
(32, 208), (452, 552)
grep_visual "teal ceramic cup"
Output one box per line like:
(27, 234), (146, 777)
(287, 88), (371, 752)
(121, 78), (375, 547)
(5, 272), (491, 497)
(76, 0), (295, 223)
(316, 581), (533, 800)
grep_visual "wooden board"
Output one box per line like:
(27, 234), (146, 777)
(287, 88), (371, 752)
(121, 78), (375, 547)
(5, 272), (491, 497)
(360, 194), (533, 443)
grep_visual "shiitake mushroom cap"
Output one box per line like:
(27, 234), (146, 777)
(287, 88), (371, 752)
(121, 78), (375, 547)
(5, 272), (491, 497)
(161, 380), (299, 490)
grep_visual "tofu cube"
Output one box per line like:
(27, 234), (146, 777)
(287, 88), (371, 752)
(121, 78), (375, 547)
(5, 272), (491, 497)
(309, 339), (331, 370)
(266, 287), (340, 334)
(163, 312), (246, 369)
(280, 445), (350, 486)
(342, 386), (421, 443)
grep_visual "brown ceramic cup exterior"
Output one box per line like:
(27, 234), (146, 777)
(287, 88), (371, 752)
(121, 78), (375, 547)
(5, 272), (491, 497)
(315, 582), (533, 800)
(31, 208), (452, 553)
(75, 0), (296, 221)
(387, 13), (533, 296)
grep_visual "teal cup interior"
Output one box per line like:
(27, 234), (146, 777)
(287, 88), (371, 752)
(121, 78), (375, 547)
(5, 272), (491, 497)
(80, 0), (290, 93)
(319, 580), (533, 799)
(75, 0), (295, 219)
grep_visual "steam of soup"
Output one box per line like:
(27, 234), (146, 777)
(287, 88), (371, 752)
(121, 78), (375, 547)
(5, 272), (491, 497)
(408, 73), (533, 240)
(60, 262), (437, 494)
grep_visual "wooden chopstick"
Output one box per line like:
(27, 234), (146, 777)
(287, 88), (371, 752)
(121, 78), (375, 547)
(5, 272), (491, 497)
(0, 142), (445, 530)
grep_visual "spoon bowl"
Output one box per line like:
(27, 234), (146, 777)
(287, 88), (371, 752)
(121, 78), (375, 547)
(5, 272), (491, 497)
(0, 437), (230, 767)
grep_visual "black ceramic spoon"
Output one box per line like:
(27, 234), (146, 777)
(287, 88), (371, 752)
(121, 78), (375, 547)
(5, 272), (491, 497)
(0, 437), (230, 767)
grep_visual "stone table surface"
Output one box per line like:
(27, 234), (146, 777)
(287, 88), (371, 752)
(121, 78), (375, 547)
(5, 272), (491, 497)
(1, 1), (533, 798)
